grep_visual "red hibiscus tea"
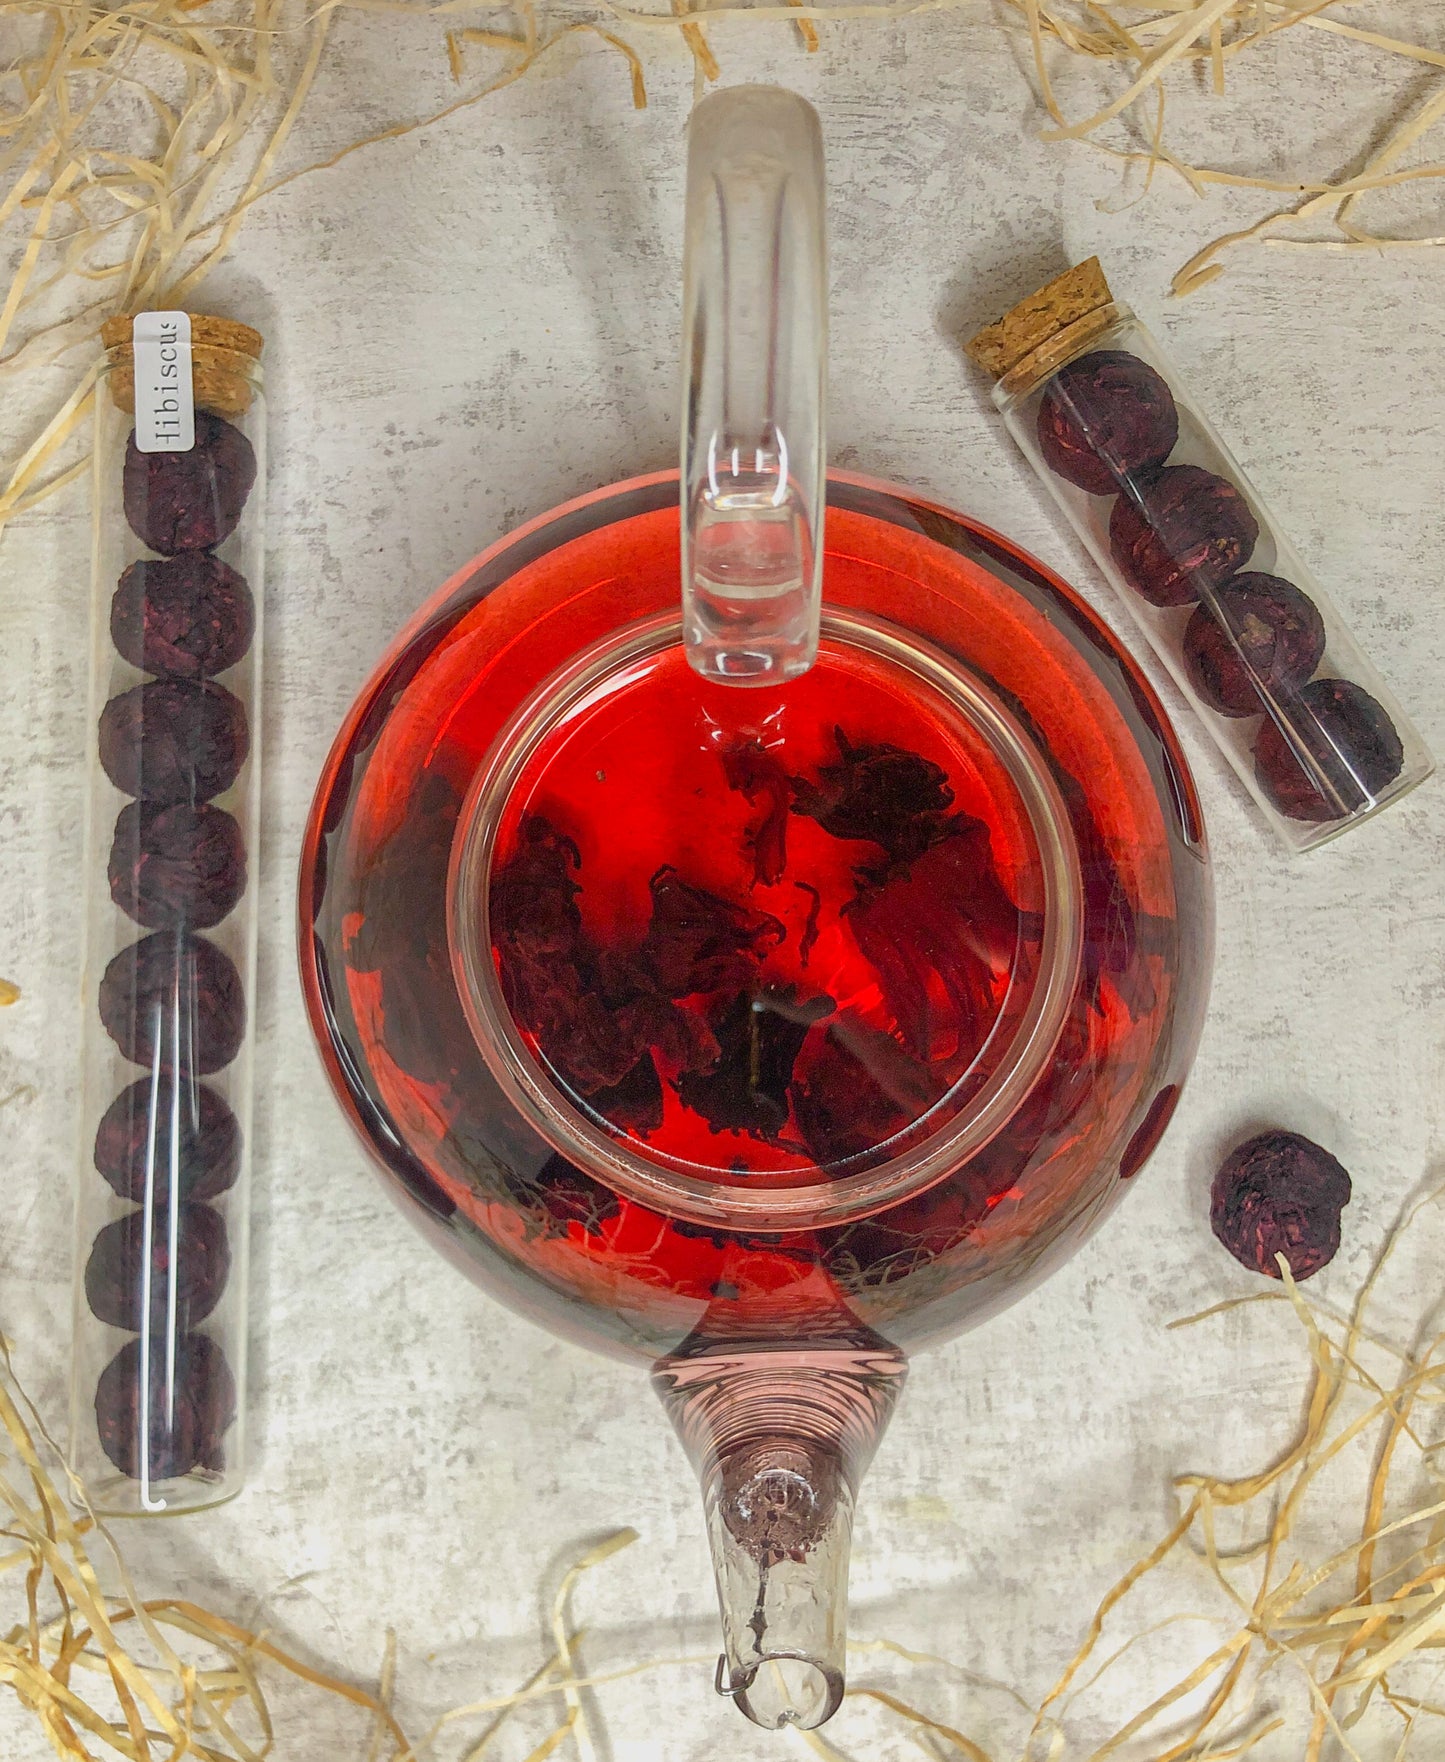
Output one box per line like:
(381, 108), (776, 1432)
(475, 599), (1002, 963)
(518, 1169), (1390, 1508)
(306, 477), (1209, 1358)
(482, 638), (1050, 1183)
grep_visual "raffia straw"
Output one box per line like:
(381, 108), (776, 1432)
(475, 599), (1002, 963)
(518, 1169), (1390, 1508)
(0, 0), (654, 538)
(10, 1152), (1445, 1762)
(0, 1347), (673, 1762)
(366, 1630), (400, 1762)
(603, 0), (1445, 287)
(1006, 1190), (1445, 1761)
(4, 0), (1444, 540)
(546, 1530), (635, 1762)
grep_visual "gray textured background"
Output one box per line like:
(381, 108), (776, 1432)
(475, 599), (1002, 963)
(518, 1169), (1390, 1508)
(2, 11), (1444, 1757)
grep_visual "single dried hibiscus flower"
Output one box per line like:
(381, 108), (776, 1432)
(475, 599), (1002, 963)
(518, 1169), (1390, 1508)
(1037, 350), (1179, 496)
(94, 1332), (236, 1481)
(1254, 678), (1404, 823)
(1182, 573), (1326, 718)
(108, 800), (246, 929)
(123, 411), (256, 555)
(98, 931), (246, 1075)
(98, 680), (248, 804)
(84, 1202), (230, 1331)
(110, 553), (255, 679)
(791, 727), (956, 869)
(1109, 465), (1259, 606)
(636, 867), (784, 998)
(93, 1076), (241, 1203)
(1210, 1129), (1351, 1281)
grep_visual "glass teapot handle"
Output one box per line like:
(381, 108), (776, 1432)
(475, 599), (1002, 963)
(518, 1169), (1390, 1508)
(680, 86), (827, 686)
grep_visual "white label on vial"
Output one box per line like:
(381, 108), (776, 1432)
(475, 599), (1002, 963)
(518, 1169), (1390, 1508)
(132, 311), (194, 453)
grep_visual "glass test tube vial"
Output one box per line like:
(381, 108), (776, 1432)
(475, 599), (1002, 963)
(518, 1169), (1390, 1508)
(968, 260), (1433, 853)
(70, 313), (264, 1513)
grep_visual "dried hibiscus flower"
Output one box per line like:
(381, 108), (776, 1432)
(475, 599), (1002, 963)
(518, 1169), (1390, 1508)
(95, 1331), (236, 1481)
(490, 822), (719, 1106)
(792, 1012), (942, 1168)
(93, 1076), (241, 1203)
(110, 553), (255, 679)
(489, 816), (583, 966)
(98, 680), (249, 804)
(84, 1202), (230, 1330)
(791, 727), (955, 868)
(98, 931), (246, 1075)
(678, 985), (834, 1142)
(636, 867), (784, 997)
(489, 810), (595, 1057)
(1254, 678), (1404, 822)
(590, 1055), (665, 1137)
(1109, 465), (1259, 606)
(1211, 1129), (1352, 1281)
(490, 820), (619, 1086)
(1182, 573), (1326, 718)
(108, 800), (246, 929)
(1037, 350), (1179, 496)
(845, 817), (1017, 1063)
(123, 411), (256, 555)
(721, 740), (794, 886)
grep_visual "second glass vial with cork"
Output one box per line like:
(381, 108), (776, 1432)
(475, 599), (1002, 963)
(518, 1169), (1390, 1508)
(969, 259), (1432, 853)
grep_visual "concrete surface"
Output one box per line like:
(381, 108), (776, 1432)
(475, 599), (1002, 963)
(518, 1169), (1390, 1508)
(2, 11), (1443, 1758)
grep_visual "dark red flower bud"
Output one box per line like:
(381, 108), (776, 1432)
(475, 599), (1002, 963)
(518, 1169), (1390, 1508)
(108, 800), (246, 928)
(84, 1202), (230, 1330)
(1109, 465), (1259, 606)
(1211, 1130), (1351, 1280)
(1182, 573), (1326, 717)
(1037, 350), (1179, 495)
(1254, 678), (1404, 822)
(98, 932), (246, 1075)
(637, 868), (784, 998)
(790, 727), (956, 867)
(94, 1332), (236, 1481)
(93, 1077), (241, 1203)
(123, 411), (256, 555)
(111, 553), (254, 679)
(98, 680), (248, 804)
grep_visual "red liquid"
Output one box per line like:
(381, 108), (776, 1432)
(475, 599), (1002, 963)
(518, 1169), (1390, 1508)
(301, 475), (1209, 1360)
(486, 641), (1047, 1180)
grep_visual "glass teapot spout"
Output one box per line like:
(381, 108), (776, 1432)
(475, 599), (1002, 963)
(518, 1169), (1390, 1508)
(653, 1333), (906, 1729)
(680, 86), (827, 686)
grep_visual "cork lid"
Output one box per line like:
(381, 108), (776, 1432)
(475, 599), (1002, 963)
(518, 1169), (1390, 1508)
(965, 259), (1114, 381)
(101, 312), (263, 420)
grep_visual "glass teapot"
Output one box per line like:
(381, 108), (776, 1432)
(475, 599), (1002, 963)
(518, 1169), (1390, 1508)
(299, 88), (1212, 1730)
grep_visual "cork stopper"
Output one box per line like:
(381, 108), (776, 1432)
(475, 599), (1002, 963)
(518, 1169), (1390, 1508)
(965, 259), (1113, 382)
(101, 312), (263, 420)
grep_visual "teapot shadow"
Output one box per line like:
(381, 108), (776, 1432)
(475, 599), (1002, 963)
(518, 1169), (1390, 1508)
(934, 233), (1075, 364)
